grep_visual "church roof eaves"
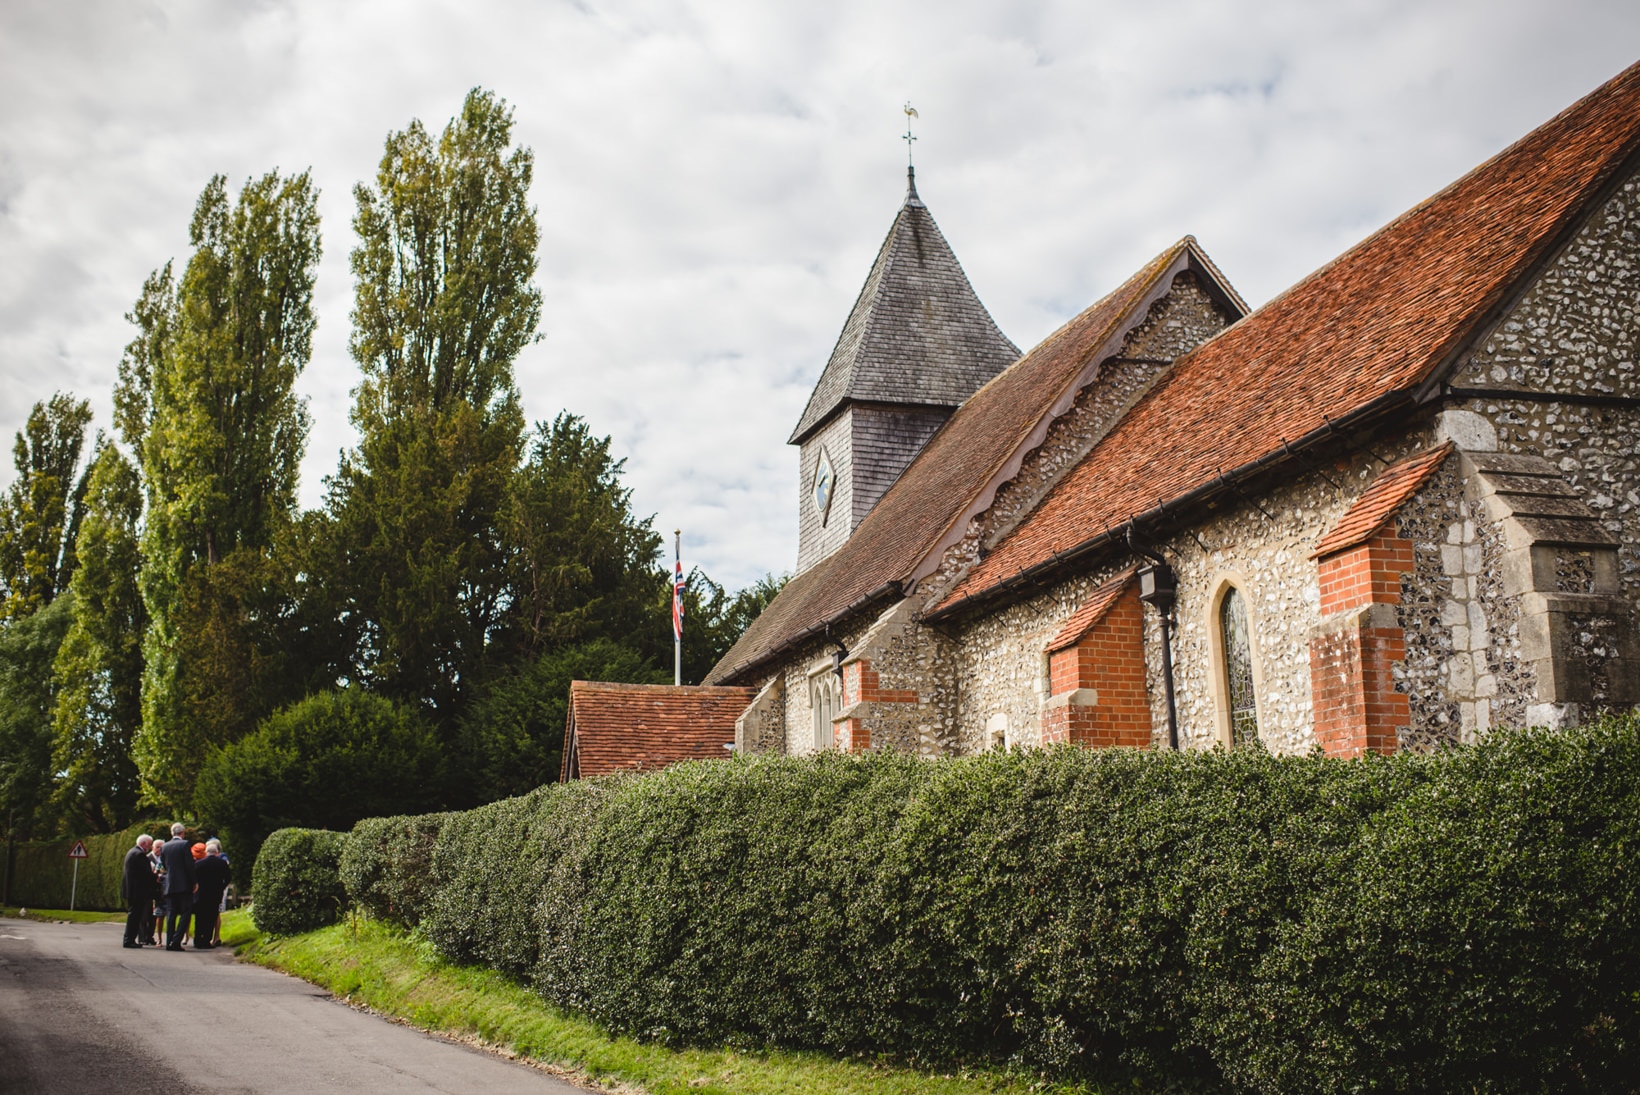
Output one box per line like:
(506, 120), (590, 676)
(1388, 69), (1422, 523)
(707, 235), (1244, 686)
(788, 175), (1020, 445)
(932, 60), (1640, 618)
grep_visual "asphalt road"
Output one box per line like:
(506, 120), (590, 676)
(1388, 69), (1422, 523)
(0, 917), (588, 1094)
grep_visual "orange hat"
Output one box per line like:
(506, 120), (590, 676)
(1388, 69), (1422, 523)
(191, 842), (207, 860)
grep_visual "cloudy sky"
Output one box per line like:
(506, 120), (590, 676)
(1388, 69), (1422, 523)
(3, 1), (1638, 589)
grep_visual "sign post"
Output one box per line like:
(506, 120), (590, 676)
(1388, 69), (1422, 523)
(67, 840), (87, 911)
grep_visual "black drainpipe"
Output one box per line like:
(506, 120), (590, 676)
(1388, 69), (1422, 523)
(1127, 524), (1180, 750)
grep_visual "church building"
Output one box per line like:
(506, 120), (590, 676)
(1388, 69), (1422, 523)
(572, 61), (1640, 776)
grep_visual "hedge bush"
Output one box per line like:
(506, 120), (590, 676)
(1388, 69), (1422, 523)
(337, 714), (1640, 1093)
(340, 812), (449, 927)
(3, 822), (156, 910)
(195, 688), (445, 886)
(251, 827), (349, 935)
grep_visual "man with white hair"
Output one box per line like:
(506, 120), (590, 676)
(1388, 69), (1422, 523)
(191, 838), (231, 949)
(121, 833), (157, 948)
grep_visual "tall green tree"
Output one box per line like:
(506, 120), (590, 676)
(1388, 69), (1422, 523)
(116, 169), (321, 808)
(325, 88), (539, 719)
(0, 394), (94, 620)
(501, 413), (665, 659)
(0, 594), (73, 844)
(50, 444), (145, 833)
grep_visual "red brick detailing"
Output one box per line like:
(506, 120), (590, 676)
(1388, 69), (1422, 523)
(834, 658), (914, 752)
(1041, 584), (1152, 750)
(834, 716), (871, 753)
(1317, 532), (1416, 615)
(841, 660), (919, 707)
(1309, 618), (1407, 757)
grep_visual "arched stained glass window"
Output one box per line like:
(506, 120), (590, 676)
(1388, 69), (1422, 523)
(1219, 586), (1259, 746)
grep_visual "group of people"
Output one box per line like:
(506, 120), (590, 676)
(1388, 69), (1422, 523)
(120, 822), (233, 951)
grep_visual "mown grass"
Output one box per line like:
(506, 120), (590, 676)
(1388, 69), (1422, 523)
(219, 909), (1101, 1095)
(1, 904), (125, 923)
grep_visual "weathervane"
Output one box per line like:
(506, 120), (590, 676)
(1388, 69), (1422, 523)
(903, 102), (918, 167)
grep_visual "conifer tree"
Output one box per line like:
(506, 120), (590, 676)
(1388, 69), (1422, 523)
(50, 443), (145, 832)
(0, 394), (94, 620)
(325, 88), (539, 720)
(501, 413), (666, 658)
(117, 170), (321, 808)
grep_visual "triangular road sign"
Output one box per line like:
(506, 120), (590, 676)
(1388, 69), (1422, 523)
(67, 840), (88, 859)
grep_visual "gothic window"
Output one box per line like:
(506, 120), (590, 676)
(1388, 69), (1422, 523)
(1219, 585), (1259, 746)
(810, 671), (839, 751)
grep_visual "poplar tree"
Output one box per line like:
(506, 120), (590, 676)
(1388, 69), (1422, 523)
(0, 394), (94, 619)
(325, 88), (539, 719)
(117, 170), (321, 808)
(50, 443), (145, 832)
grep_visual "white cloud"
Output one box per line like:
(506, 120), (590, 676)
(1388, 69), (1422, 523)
(2, 0), (1637, 588)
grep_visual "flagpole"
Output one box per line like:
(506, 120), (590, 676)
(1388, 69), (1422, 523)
(673, 529), (682, 686)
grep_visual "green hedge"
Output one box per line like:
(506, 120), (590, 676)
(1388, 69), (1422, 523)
(251, 827), (349, 935)
(3, 823), (158, 910)
(339, 715), (1640, 1093)
(340, 812), (448, 927)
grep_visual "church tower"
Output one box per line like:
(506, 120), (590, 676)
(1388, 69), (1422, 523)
(792, 169), (1018, 572)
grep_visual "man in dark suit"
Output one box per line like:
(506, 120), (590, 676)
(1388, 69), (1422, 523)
(121, 834), (157, 948)
(191, 841), (232, 949)
(159, 823), (196, 950)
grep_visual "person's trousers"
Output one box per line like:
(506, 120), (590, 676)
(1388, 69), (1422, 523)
(123, 901), (146, 945)
(164, 894), (192, 948)
(192, 903), (219, 948)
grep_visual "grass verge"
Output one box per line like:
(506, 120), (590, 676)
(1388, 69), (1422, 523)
(219, 909), (1100, 1095)
(1, 904), (125, 923)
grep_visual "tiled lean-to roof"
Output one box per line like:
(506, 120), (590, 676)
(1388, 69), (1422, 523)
(561, 681), (756, 780)
(1046, 567), (1140, 653)
(789, 170), (1019, 444)
(935, 59), (1640, 617)
(1312, 443), (1454, 560)
(709, 236), (1245, 685)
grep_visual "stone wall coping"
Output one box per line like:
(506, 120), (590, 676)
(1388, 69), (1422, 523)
(1043, 688), (1100, 710)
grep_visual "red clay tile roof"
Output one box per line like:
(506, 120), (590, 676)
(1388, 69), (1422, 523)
(562, 681), (756, 780)
(1046, 567), (1138, 653)
(936, 60), (1640, 615)
(707, 238), (1244, 684)
(1312, 444), (1453, 559)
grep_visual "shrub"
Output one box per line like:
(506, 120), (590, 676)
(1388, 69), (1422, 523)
(251, 827), (349, 935)
(3, 822), (157, 910)
(422, 773), (629, 980)
(341, 812), (448, 926)
(195, 689), (444, 884)
(334, 713), (1640, 1092)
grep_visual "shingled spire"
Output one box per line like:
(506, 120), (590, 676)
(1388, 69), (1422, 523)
(794, 169), (1018, 572)
(791, 169), (1019, 444)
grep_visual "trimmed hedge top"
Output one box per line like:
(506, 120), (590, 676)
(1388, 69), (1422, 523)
(337, 715), (1640, 1094)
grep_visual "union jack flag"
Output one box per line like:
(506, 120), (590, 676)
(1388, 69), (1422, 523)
(672, 557), (685, 642)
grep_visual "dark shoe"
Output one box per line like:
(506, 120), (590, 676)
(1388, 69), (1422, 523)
(193, 943), (214, 950)
(123, 942), (140, 948)
(166, 944), (182, 951)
